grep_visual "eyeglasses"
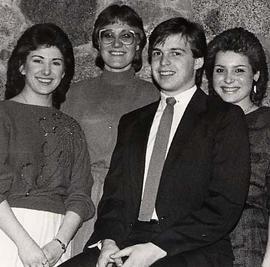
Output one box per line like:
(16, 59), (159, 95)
(99, 29), (137, 45)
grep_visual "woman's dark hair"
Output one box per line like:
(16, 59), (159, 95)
(148, 17), (207, 87)
(5, 23), (75, 109)
(92, 4), (146, 72)
(205, 27), (268, 105)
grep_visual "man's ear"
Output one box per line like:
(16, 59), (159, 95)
(19, 65), (26, 75)
(194, 57), (204, 70)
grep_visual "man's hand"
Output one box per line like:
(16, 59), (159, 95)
(110, 242), (167, 267)
(96, 239), (123, 267)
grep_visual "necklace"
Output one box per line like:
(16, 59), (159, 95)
(243, 103), (255, 114)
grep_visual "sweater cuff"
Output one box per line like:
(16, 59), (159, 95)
(66, 201), (95, 222)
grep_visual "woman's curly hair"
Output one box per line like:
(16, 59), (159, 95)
(205, 27), (268, 106)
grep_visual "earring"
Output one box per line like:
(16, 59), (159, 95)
(253, 85), (257, 93)
(19, 65), (25, 75)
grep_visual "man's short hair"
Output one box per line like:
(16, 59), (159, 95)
(148, 17), (207, 87)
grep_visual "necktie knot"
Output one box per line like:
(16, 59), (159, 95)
(166, 97), (176, 106)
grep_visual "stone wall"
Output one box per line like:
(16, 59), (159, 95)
(0, 0), (269, 102)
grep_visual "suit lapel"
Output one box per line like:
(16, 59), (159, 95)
(163, 89), (208, 175)
(129, 102), (159, 207)
(155, 89), (207, 217)
(131, 90), (207, 178)
(129, 90), (208, 215)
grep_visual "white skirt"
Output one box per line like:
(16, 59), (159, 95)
(0, 208), (71, 267)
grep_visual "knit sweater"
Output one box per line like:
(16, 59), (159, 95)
(61, 68), (159, 254)
(62, 68), (160, 184)
(0, 100), (94, 221)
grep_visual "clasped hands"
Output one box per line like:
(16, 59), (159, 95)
(42, 239), (66, 266)
(96, 239), (167, 267)
(18, 238), (64, 267)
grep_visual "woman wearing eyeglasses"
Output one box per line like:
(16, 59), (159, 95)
(61, 4), (159, 254)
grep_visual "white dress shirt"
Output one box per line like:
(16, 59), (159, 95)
(141, 86), (197, 220)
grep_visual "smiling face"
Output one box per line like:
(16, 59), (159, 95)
(213, 51), (260, 107)
(99, 23), (140, 72)
(20, 46), (65, 100)
(151, 34), (203, 96)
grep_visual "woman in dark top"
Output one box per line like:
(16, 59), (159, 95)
(62, 4), (159, 254)
(205, 27), (269, 267)
(0, 23), (94, 267)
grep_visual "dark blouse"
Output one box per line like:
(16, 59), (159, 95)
(231, 106), (270, 267)
(0, 100), (94, 221)
(245, 106), (270, 210)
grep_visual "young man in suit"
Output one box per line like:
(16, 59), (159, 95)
(60, 17), (250, 267)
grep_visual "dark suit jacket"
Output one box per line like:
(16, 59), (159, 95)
(86, 89), (250, 258)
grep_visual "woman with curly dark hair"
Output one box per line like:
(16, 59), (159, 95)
(205, 27), (269, 267)
(0, 23), (94, 266)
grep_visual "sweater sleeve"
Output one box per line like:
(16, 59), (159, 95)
(0, 110), (13, 204)
(64, 123), (95, 221)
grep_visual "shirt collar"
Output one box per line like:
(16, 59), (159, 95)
(160, 85), (197, 105)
